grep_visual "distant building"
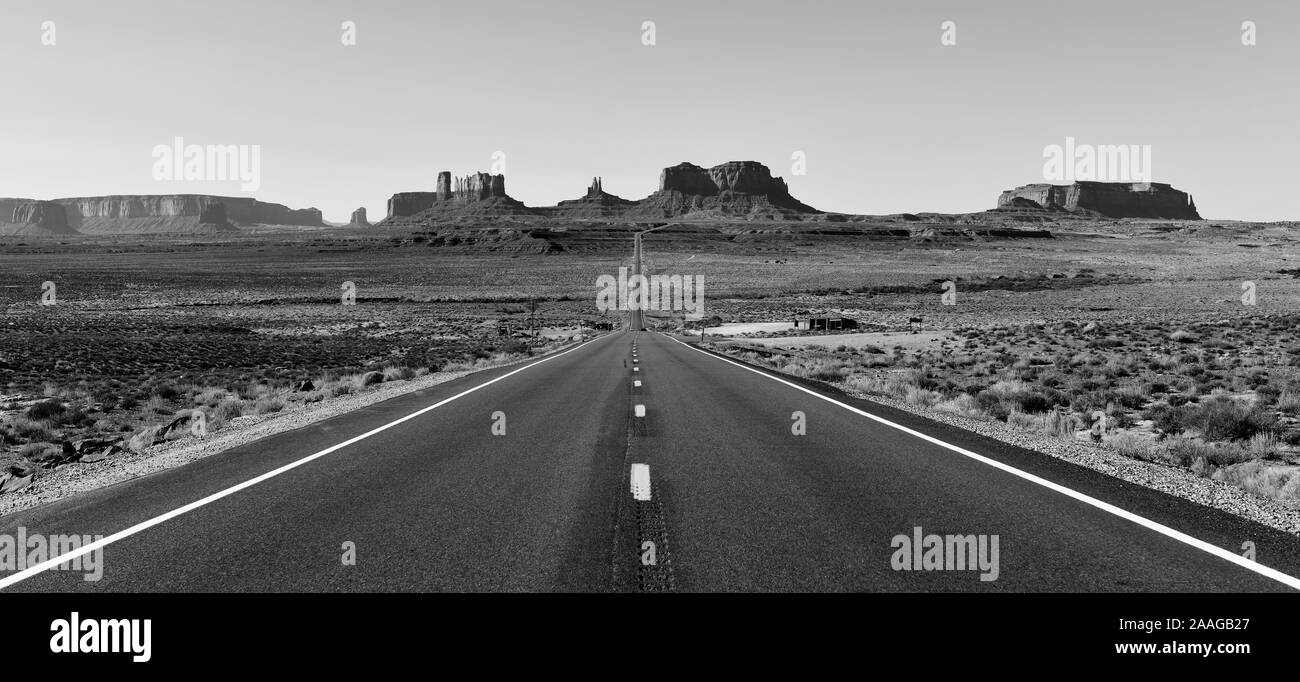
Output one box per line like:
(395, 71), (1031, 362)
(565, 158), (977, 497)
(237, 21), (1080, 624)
(793, 316), (859, 331)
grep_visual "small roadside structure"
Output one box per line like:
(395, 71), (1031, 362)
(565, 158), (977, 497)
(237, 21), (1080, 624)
(793, 315), (859, 331)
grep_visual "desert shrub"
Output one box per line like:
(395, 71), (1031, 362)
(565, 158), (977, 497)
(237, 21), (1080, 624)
(1246, 432), (1280, 459)
(152, 383), (180, 400)
(1143, 403), (1187, 437)
(497, 338), (529, 355)
(9, 415), (57, 442)
(19, 442), (62, 462)
(1040, 409), (1078, 437)
(1109, 386), (1148, 409)
(194, 388), (227, 408)
(935, 393), (983, 418)
(214, 399), (244, 422)
(1069, 390), (1114, 413)
(1106, 430), (1154, 460)
(1213, 460), (1300, 506)
(1180, 397), (1275, 442)
(904, 387), (943, 408)
(25, 400), (65, 421)
(383, 366), (417, 382)
(783, 358), (850, 382)
(252, 397), (285, 415)
(979, 380), (1065, 415)
(1276, 390), (1300, 416)
(355, 371), (385, 388)
(1163, 436), (1252, 468)
(146, 395), (172, 415)
(975, 391), (1011, 420)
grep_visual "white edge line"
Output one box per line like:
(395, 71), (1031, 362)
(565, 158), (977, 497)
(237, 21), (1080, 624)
(0, 333), (618, 590)
(665, 334), (1300, 591)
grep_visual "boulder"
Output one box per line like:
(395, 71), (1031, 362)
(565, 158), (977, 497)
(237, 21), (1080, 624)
(127, 412), (196, 452)
(79, 444), (121, 464)
(0, 474), (33, 494)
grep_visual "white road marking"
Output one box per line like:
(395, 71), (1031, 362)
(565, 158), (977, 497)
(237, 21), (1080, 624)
(634, 380), (642, 387)
(0, 334), (619, 590)
(631, 463), (652, 501)
(634, 404), (646, 417)
(665, 334), (1300, 591)
(633, 367), (639, 372)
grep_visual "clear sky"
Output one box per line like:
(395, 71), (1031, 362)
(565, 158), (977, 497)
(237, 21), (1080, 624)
(1, 0), (1297, 222)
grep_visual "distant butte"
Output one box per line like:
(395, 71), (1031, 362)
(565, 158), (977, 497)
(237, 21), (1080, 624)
(381, 160), (820, 225)
(997, 182), (1200, 220)
(0, 195), (322, 234)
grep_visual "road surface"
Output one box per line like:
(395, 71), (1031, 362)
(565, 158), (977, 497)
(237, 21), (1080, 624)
(2, 331), (1299, 592)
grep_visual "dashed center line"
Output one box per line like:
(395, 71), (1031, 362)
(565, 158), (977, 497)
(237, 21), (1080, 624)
(631, 463), (652, 501)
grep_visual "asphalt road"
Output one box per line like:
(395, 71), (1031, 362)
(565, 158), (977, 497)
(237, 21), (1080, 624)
(3, 331), (1299, 592)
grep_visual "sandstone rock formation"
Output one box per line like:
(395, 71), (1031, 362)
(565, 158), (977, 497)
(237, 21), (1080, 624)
(349, 207), (370, 227)
(12, 200), (73, 231)
(384, 161), (819, 225)
(385, 170), (528, 220)
(197, 200), (229, 226)
(0, 199), (78, 235)
(997, 182), (1200, 220)
(631, 161), (818, 218)
(553, 176), (634, 218)
(31, 195), (324, 233)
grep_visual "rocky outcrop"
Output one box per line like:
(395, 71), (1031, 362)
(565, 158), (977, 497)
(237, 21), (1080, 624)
(997, 182), (1200, 220)
(385, 171), (528, 221)
(387, 192), (439, 218)
(0, 199), (78, 235)
(553, 177), (634, 218)
(348, 207), (370, 227)
(659, 163), (719, 196)
(631, 161), (819, 218)
(197, 201), (228, 226)
(40, 195), (323, 233)
(12, 200), (73, 232)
